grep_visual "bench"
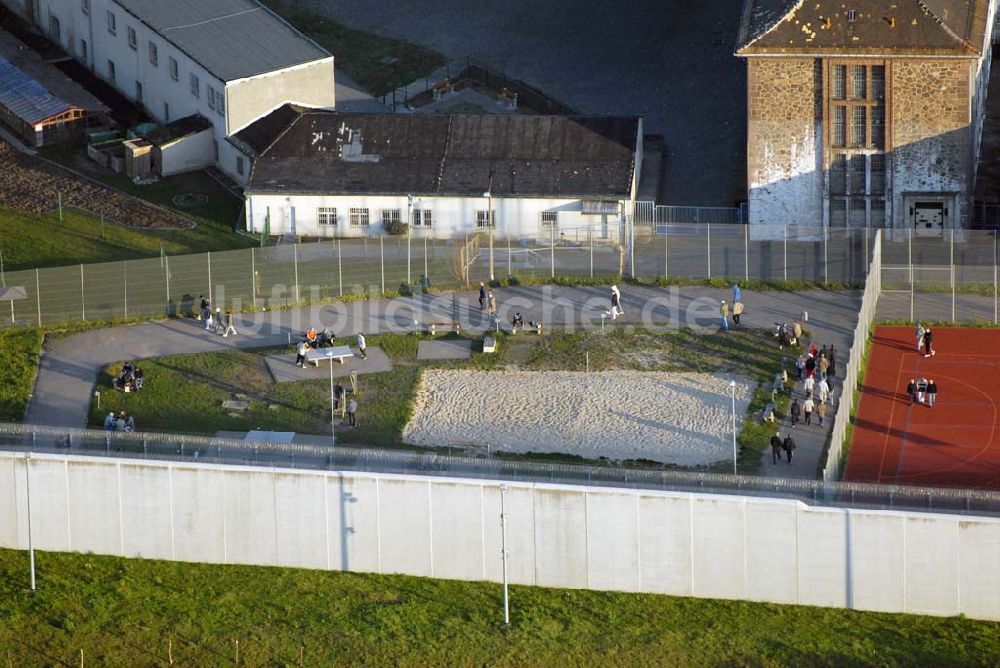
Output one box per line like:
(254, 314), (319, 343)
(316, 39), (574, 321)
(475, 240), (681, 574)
(511, 321), (542, 335)
(429, 322), (461, 335)
(305, 345), (354, 367)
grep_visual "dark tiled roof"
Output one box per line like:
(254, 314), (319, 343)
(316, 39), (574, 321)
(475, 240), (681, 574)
(247, 110), (639, 198)
(736, 0), (992, 56)
(114, 0), (330, 81)
(229, 103), (307, 156)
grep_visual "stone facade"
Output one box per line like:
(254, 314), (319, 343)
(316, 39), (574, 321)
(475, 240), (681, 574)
(746, 58), (823, 226)
(890, 59), (974, 226)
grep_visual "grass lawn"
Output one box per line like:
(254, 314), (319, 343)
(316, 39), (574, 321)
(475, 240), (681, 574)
(0, 328), (43, 421)
(0, 548), (996, 666)
(262, 0), (446, 96)
(0, 205), (251, 271)
(87, 327), (796, 472)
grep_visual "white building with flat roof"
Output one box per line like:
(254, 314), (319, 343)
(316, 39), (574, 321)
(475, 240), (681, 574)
(2, 0), (336, 183)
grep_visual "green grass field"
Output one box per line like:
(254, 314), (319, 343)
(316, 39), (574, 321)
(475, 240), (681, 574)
(0, 328), (43, 421)
(262, 1), (446, 96)
(0, 548), (996, 666)
(0, 204), (251, 271)
(87, 327), (794, 471)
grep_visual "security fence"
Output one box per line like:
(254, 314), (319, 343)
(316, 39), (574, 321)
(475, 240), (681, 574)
(2, 422), (999, 516)
(0, 223), (874, 327)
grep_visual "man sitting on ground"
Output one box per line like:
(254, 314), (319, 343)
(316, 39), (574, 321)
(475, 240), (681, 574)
(511, 312), (525, 330)
(306, 328), (319, 348)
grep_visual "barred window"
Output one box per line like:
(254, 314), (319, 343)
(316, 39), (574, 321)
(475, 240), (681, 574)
(106, 10), (116, 35)
(190, 73), (200, 98)
(849, 155), (867, 193)
(832, 106), (847, 147)
(317, 207), (337, 226)
(870, 199), (886, 226)
(871, 65), (885, 100)
(476, 210), (495, 228)
(849, 198), (867, 228)
(830, 198), (847, 227)
(832, 65), (847, 100)
(381, 209), (401, 224)
(870, 154), (886, 195)
(851, 65), (866, 99)
(871, 106), (885, 149)
(540, 211), (558, 226)
(829, 155), (847, 195)
(412, 209), (432, 226)
(207, 86), (216, 111)
(169, 57), (178, 81)
(349, 207), (370, 227)
(148, 41), (158, 67)
(127, 26), (136, 50)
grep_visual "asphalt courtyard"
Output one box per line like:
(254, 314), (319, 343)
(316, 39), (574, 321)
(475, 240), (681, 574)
(305, 0), (748, 207)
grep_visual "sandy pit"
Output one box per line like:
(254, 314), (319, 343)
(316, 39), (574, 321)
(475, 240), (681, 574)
(402, 370), (755, 465)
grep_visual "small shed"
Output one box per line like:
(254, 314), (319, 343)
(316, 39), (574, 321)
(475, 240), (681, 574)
(140, 115), (215, 177)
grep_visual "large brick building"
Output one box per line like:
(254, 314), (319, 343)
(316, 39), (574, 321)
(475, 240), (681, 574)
(737, 0), (998, 232)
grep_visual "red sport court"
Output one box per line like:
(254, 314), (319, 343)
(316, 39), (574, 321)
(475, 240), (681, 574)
(845, 326), (1000, 489)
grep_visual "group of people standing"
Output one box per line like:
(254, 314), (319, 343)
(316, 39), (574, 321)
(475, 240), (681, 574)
(720, 284), (745, 331)
(909, 323), (939, 406)
(199, 295), (237, 338)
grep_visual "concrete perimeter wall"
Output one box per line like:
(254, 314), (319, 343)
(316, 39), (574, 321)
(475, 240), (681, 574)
(2, 452), (999, 620)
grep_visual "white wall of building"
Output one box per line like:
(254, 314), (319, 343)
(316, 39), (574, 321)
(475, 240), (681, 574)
(2, 451), (1000, 620)
(158, 128), (215, 177)
(246, 193), (627, 239)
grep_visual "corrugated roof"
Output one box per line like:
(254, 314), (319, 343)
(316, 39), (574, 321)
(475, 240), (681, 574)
(114, 0), (331, 81)
(247, 110), (639, 198)
(736, 0), (992, 56)
(0, 55), (73, 124)
(230, 103), (308, 155)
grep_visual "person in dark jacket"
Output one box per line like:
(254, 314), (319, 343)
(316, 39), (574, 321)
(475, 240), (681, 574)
(906, 378), (917, 404)
(923, 328), (935, 357)
(770, 432), (784, 465)
(783, 434), (797, 463)
(927, 379), (938, 407)
(790, 398), (801, 428)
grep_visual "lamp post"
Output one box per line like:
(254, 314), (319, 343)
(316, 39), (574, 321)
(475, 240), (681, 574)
(406, 194), (413, 286)
(499, 482), (510, 625)
(25, 452), (35, 592)
(328, 352), (336, 446)
(729, 380), (737, 476)
(485, 168), (496, 282)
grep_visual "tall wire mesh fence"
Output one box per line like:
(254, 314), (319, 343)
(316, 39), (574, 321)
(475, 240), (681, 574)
(1, 223), (877, 327)
(2, 422), (1000, 517)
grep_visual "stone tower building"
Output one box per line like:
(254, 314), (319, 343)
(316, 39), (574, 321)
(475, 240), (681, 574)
(737, 0), (998, 232)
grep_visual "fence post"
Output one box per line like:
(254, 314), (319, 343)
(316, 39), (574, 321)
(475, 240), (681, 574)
(706, 223), (712, 278)
(664, 223), (669, 278)
(207, 251), (213, 304)
(35, 268), (41, 327)
(908, 228), (914, 322)
(783, 227), (787, 282)
(250, 246), (257, 311)
(590, 224), (595, 278)
(508, 229), (512, 278)
(823, 225), (829, 285)
(380, 235), (386, 294)
(950, 227), (955, 323)
(165, 256), (171, 316)
(550, 220), (555, 279)
(293, 243), (301, 303)
(338, 239), (344, 297)
(424, 236), (429, 287)
(123, 260), (128, 318)
(744, 224), (749, 281)
(407, 226), (412, 286)
(79, 263), (85, 322)
(994, 233), (997, 325)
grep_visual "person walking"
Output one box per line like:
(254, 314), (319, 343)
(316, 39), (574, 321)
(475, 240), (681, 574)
(916, 322), (926, 353)
(347, 398), (358, 427)
(333, 382), (344, 411)
(906, 378), (917, 404)
(478, 282), (486, 310)
(720, 300), (729, 330)
(817, 378), (830, 404)
(828, 345), (837, 379)
(803, 393), (815, 425)
(927, 379), (938, 407)
(783, 434), (797, 464)
(295, 340), (309, 367)
(795, 354), (806, 380)
(790, 398), (801, 428)
(803, 375), (815, 396)
(204, 304), (214, 331)
(213, 307), (225, 335)
(818, 353), (830, 381)
(923, 328), (935, 357)
(357, 332), (367, 360)
(770, 432), (784, 465)
(817, 400), (827, 427)
(916, 377), (928, 404)
(198, 295), (209, 321)
(222, 310), (237, 338)
(610, 285), (623, 320)
(732, 282), (741, 306)
(732, 301), (744, 327)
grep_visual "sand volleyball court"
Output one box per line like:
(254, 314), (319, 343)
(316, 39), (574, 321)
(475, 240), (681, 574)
(402, 370), (755, 465)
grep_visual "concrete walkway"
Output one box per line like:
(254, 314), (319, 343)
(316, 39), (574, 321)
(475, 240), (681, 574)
(24, 286), (861, 477)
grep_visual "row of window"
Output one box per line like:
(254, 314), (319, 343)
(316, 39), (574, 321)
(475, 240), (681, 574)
(99, 3), (223, 118)
(312, 208), (562, 227)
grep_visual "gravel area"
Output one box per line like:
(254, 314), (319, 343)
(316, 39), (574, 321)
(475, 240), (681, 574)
(403, 370), (755, 465)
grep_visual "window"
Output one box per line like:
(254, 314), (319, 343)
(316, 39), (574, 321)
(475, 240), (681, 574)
(832, 65), (846, 100)
(216, 90), (225, 117)
(317, 207), (337, 226)
(127, 26), (136, 50)
(871, 65), (885, 100)
(832, 106), (846, 147)
(107, 60), (116, 83)
(850, 65), (866, 99)
(164, 102), (169, 121)
(476, 210), (495, 228)
(848, 155), (866, 193)
(49, 15), (61, 41)
(871, 106), (885, 149)
(412, 209), (432, 226)
(829, 155), (847, 196)
(349, 207), (370, 227)
(207, 86), (215, 111)
(869, 154), (885, 195)
(236, 157), (245, 176)
(80, 39), (87, 61)
(381, 209), (401, 225)
(540, 211), (558, 227)
(81, 0), (89, 15)
(135, 80), (143, 101)
(169, 57), (178, 81)
(148, 42), (158, 67)
(106, 11), (116, 35)
(190, 73), (199, 98)
(846, 9), (857, 22)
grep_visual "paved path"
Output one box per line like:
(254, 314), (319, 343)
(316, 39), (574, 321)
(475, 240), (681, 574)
(25, 286), (861, 476)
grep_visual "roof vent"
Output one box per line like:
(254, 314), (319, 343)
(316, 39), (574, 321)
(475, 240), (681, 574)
(884, 16), (895, 28)
(847, 9), (857, 22)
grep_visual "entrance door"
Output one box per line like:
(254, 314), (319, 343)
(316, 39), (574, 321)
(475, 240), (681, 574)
(913, 202), (945, 235)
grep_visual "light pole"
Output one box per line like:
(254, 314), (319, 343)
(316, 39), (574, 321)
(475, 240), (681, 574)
(729, 380), (737, 476)
(328, 353), (336, 446)
(499, 482), (510, 625)
(485, 168), (496, 282)
(406, 194), (413, 286)
(25, 452), (35, 592)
